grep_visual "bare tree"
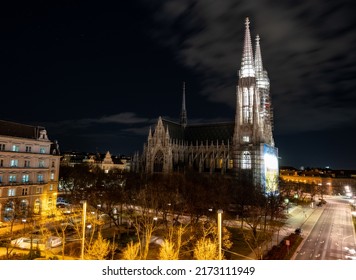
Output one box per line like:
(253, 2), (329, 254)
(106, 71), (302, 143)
(194, 238), (219, 260)
(84, 232), (111, 260)
(121, 241), (140, 260)
(159, 224), (186, 260)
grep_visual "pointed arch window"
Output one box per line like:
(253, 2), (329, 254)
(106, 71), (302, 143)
(242, 151), (251, 169)
(153, 151), (164, 173)
(242, 88), (253, 124)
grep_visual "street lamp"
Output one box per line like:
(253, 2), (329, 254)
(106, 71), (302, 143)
(217, 209), (223, 260)
(22, 218), (26, 231)
(80, 200), (87, 260)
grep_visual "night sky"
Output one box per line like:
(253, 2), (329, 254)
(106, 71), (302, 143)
(1, 0), (355, 170)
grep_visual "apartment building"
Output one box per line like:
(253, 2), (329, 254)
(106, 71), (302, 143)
(0, 120), (60, 221)
(280, 166), (356, 196)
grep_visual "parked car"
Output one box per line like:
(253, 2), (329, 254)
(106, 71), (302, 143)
(11, 236), (62, 250)
(47, 236), (63, 247)
(57, 202), (72, 214)
(56, 202), (70, 208)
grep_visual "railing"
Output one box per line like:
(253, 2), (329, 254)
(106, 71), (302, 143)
(0, 181), (49, 186)
(0, 166), (49, 169)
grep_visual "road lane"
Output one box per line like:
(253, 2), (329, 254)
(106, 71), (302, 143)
(294, 197), (356, 260)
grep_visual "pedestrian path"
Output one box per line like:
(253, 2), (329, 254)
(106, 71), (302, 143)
(244, 204), (322, 260)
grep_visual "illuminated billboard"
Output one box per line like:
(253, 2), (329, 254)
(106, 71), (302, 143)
(262, 144), (279, 194)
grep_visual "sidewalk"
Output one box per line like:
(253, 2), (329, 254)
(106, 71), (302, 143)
(245, 204), (322, 260)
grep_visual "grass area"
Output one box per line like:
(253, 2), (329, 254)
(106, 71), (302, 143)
(224, 227), (254, 260)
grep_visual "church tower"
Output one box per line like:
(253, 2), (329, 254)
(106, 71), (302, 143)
(255, 34), (274, 146)
(233, 18), (278, 193)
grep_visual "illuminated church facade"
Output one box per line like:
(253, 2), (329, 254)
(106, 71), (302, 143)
(133, 18), (279, 193)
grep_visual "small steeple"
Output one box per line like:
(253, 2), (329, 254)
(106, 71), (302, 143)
(239, 17), (255, 78)
(254, 35), (263, 73)
(180, 81), (188, 128)
(165, 125), (170, 139)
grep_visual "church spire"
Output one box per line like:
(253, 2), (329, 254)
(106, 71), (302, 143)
(254, 34), (269, 90)
(180, 81), (188, 128)
(239, 17), (255, 78)
(254, 34), (263, 73)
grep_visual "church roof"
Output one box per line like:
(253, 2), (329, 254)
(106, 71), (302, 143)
(162, 119), (234, 144)
(162, 119), (184, 140)
(184, 122), (234, 144)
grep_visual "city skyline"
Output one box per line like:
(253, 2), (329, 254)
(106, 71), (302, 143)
(1, 1), (355, 169)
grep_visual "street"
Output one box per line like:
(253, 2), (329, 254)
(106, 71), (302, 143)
(292, 196), (356, 260)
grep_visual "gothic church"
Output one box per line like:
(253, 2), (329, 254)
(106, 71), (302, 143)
(133, 18), (279, 193)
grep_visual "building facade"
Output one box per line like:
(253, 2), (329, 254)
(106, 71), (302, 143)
(60, 150), (131, 172)
(280, 167), (356, 197)
(134, 18), (279, 193)
(0, 120), (60, 221)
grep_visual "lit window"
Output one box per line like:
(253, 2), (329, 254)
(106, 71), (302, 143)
(39, 160), (45, 168)
(9, 175), (17, 182)
(242, 88), (253, 124)
(36, 187), (42, 194)
(243, 136), (250, 143)
(37, 174), (44, 183)
(0, 175), (2, 183)
(241, 151), (251, 169)
(10, 159), (18, 167)
(8, 188), (16, 196)
(49, 184), (53, 191)
(22, 174), (29, 183)
(34, 199), (40, 214)
(39, 147), (46, 154)
(50, 172), (55, 180)
(12, 145), (19, 152)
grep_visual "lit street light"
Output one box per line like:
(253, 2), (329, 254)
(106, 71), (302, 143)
(22, 218), (26, 231)
(81, 200), (87, 260)
(217, 209), (223, 260)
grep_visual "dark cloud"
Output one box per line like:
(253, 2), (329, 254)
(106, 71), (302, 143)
(97, 113), (151, 125)
(43, 112), (151, 130)
(142, 0), (356, 135)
